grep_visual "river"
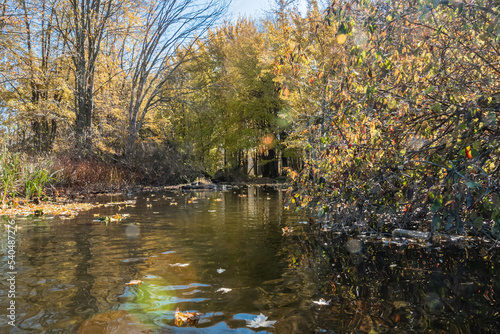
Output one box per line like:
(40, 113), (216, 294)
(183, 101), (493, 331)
(0, 186), (499, 333)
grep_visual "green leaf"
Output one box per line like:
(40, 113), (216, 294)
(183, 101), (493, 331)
(465, 181), (477, 189)
(473, 217), (483, 229)
(424, 86), (435, 94)
(485, 112), (497, 126)
(432, 214), (441, 230)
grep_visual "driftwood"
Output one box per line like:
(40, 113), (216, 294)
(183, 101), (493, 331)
(392, 229), (430, 240)
(180, 182), (216, 190)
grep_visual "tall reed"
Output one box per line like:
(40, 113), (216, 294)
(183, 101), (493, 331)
(0, 148), (56, 203)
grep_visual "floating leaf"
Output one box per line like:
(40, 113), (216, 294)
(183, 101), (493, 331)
(245, 313), (276, 328)
(170, 263), (189, 267)
(217, 268), (226, 274)
(125, 280), (143, 286)
(313, 298), (331, 306)
(175, 308), (201, 326)
(216, 288), (232, 293)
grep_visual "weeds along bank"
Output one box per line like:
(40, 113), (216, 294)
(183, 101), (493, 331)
(0, 148), (133, 204)
(0, 145), (213, 206)
(0, 148), (55, 203)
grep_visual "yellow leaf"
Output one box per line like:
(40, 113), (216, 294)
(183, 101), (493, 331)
(337, 34), (347, 45)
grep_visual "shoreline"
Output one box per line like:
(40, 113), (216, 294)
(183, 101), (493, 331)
(0, 179), (290, 218)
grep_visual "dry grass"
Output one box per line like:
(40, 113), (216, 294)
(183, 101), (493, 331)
(53, 156), (139, 191)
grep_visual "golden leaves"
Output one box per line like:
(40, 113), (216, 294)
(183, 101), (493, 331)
(336, 34), (347, 44)
(0, 202), (95, 218)
(175, 308), (201, 327)
(93, 213), (130, 223)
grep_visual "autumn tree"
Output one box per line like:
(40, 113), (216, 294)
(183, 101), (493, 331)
(0, 0), (72, 152)
(166, 19), (286, 175)
(122, 0), (229, 158)
(55, 0), (117, 151)
(280, 0), (500, 237)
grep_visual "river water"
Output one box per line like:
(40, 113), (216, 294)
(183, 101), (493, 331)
(0, 186), (499, 333)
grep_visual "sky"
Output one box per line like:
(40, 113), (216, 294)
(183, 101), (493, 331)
(229, 0), (273, 19)
(228, 0), (308, 21)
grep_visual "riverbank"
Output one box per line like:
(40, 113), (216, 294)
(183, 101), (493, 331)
(0, 174), (288, 218)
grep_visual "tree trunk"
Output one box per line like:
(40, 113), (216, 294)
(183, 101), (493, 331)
(124, 122), (138, 159)
(75, 75), (94, 151)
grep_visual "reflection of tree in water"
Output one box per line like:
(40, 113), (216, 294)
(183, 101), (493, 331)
(279, 229), (500, 332)
(69, 226), (98, 316)
(12, 223), (100, 332)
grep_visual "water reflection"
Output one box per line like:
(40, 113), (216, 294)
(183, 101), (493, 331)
(0, 186), (498, 333)
(284, 230), (500, 333)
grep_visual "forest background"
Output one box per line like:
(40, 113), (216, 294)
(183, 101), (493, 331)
(0, 0), (499, 238)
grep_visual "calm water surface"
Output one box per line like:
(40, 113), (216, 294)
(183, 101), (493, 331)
(0, 186), (499, 333)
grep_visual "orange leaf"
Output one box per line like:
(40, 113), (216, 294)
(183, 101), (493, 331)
(465, 146), (473, 159)
(283, 86), (290, 97)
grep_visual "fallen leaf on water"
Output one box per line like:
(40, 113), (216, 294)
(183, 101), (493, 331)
(4, 224), (17, 231)
(245, 313), (276, 328)
(216, 288), (232, 293)
(93, 213), (129, 223)
(170, 263), (189, 267)
(312, 298), (330, 306)
(214, 199), (223, 202)
(125, 280), (143, 286)
(175, 308), (201, 326)
(104, 200), (136, 207)
(282, 226), (293, 235)
(0, 202), (95, 217)
(217, 268), (225, 274)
